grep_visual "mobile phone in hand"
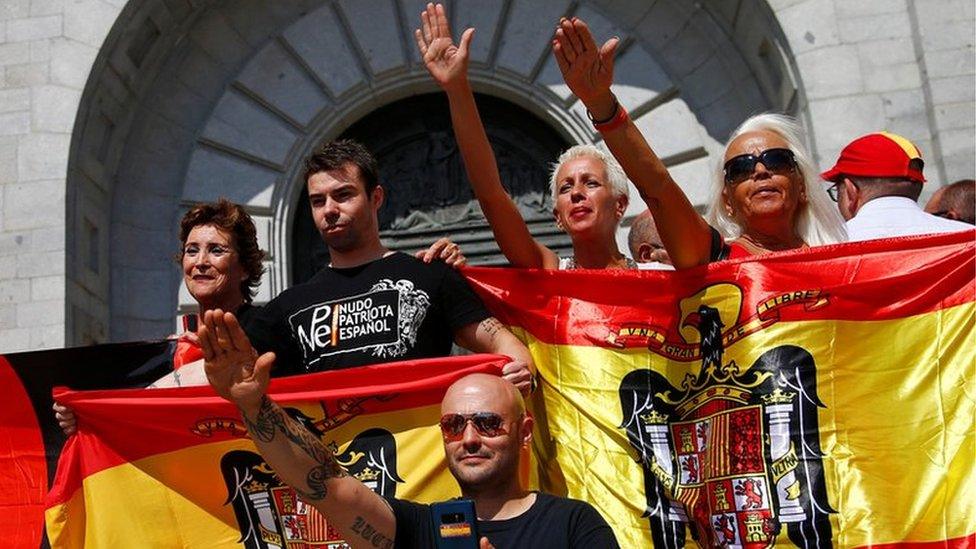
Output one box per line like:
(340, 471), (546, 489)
(431, 499), (479, 549)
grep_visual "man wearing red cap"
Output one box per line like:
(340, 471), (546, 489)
(821, 132), (972, 241)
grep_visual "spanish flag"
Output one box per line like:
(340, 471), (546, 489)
(44, 355), (508, 548)
(464, 231), (975, 548)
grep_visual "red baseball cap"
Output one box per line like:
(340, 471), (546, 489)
(821, 131), (926, 183)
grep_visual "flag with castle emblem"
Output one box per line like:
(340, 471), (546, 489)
(464, 230), (975, 548)
(44, 354), (509, 548)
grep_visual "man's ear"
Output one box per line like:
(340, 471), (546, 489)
(520, 413), (534, 447)
(371, 185), (385, 210)
(843, 178), (859, 208)
(637, 243), (653, 262)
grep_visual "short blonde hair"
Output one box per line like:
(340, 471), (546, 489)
(549, 144), (630, 202)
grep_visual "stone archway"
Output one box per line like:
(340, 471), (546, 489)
(291, 92), (571, 283)
(67, 0), (802, 343)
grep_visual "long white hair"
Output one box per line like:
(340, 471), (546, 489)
(705, 113), (847, 246)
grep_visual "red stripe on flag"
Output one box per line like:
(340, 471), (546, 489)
(464, 231), (975, 348)
(44, 354), (508, 509)
(0, 357), (47, 549)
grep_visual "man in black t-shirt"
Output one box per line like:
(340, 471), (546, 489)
(202, 316), (619, 548)
(240, 138), (533, 391)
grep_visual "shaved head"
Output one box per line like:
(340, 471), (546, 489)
(628, 209), (671, 265)
(440, 373), (532, 497)
(441, 373), (525, 417)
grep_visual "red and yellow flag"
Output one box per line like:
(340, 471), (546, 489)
(44, 355), (508, 548)
(464, 231), (975, 548)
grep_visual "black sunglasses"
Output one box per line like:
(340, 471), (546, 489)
(439, 412), (509, 438)
(723, 148), (797, 185)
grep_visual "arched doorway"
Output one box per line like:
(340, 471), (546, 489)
(291, 93), (570, 283)
(65, 0), (802, 342)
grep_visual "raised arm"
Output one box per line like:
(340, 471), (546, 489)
(415, 3), (558, 268)
(553, 17), (713, 268)
(200, 310), (396, 547)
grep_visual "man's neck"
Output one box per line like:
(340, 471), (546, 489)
(854, 193), (917, 216)
(468, 489), (536, 521)
(328, 239), (390, 269)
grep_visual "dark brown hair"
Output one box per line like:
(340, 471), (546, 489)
(302, 139), (379, 194)
(179, 199), (265, 303)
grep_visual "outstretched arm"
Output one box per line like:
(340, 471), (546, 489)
(416, 3), (558, 268)
(553, 17), (713, 268)
(200, 310), (396, 546)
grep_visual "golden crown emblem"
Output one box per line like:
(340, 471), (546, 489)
(761, 388), (796, 405)
(640, 409), (668, 424)
(355, 467), (381, 482)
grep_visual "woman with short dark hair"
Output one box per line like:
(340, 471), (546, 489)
(54, 199), (266, 433)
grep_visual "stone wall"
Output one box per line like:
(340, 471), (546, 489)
(0, 0), (972, 353)
(0, 0), (122, 352)
(772, 0), (975, 190)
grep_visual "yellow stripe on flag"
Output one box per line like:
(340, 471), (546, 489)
(514, 302), (975, 547)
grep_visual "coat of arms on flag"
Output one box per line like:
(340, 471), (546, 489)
(619, 284), (834, 548)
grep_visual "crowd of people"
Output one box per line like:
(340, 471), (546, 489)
(54, 3), (973, 547)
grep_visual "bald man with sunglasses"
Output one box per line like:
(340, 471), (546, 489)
(202, 311), (617, 548)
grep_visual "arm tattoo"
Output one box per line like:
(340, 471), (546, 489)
(480, 317), (504, 340)
(172, 368), (182, 387)
(241, 395), (346, 501)
(350, 516), (394, 548)
(242, 395), (280, 443)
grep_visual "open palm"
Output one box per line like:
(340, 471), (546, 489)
(415, 3), (474, 92)
(552, 17), (619, 108)
(199, 309), (273, 410)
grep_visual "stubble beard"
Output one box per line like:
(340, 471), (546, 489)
(448, 448), (520, 498)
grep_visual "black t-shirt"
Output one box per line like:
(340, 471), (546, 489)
(245, 252), (491, 375)
(387, 492), (619, 548)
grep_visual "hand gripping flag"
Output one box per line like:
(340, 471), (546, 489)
(44, 354), (508, 548)
(464, 231), (975, 548)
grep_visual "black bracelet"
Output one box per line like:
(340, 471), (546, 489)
(586, 94), (619, 125)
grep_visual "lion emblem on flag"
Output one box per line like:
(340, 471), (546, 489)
(618, 284), (834, 548)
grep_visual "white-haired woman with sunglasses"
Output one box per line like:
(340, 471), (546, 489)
(706, 114), (847, 258)
(551, 17), (846, 266)
(416, 3), (637, 270)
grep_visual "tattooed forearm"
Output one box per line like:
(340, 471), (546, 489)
(241, 395), (346, 501)
(350, 516), (394, 548)
(481, 316), (504, 340)
(242, 395), (281, 442)
(293, 465), (331, 500)
(282, 416), (345, 480)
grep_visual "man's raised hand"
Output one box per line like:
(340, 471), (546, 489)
(199, 309), (274, 411)
(414, 2), (474, 93)
(552, 17), (619, 119)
